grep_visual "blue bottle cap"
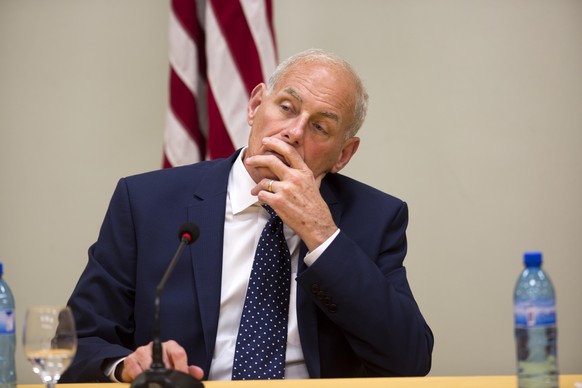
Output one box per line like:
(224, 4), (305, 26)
(524, 251), (542, 267)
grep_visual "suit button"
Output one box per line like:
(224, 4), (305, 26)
(317, 291), (326, 300)
(311, 284), (320, 294)
(323, 296), (332, 305)
(328, 304), (337, 313)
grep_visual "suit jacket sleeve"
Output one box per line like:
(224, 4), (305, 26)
(61, 155), (234, 383)
(61, 178), (140, 382)
(297, 189), (433, 377)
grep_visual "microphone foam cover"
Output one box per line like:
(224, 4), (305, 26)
(178, 222), (200, 245)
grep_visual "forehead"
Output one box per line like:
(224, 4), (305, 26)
(273, 60), (357, 123)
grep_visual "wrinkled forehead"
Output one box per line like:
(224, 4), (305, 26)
(273, 60), (358, 120)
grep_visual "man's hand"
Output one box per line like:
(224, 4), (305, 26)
(118, 340), (204, 382)
(246, 137), (338, 251)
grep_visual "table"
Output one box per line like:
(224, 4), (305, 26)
(17, 375), (582, 388)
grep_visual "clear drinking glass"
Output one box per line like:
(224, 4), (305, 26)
(23, 306), (77, 388)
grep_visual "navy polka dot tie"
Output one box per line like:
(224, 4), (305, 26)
(232, 204), (291, 380)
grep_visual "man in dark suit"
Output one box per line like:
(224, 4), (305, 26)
(62, 49), (433, 383)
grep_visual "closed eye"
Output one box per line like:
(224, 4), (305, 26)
(312, 122), (328, 135)
(280, 102), (294, 115)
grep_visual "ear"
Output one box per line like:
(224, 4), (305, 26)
(247, 83), (266, 124)
(330, 137), (360, 173)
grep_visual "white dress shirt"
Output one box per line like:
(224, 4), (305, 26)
(208, 149), (338, 379)
(107, 149), (339, 381)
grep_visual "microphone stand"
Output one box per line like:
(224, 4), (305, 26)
(131, 228), (204, 388)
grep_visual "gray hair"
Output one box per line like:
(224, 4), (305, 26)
(267, 48), (369, 138)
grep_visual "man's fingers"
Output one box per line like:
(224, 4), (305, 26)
(245, 153), (289, 181)
(262, 137), (305, 169)
(245, 137), (310, 181)
(121, 358), (145, 382)
(188, 365), (205, 380)
(165, 341), (205, 381)
(121, 343), (153, 382)
(163, 340), (190, 373)
(118, 341), (203, 383)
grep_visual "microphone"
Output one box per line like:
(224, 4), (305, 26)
(131, 222), (204, 388)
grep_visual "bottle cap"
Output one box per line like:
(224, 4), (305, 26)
(0, 262), (3, 275)
(524, 251), (542, 267)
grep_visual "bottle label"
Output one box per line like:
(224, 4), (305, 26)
(515, 299), (556, 327)
(0, 308), (15, 334)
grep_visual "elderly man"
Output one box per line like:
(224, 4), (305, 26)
(62, 49), (433, 383)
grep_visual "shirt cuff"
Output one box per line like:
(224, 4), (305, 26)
(104, 357), (126, 382)
(303, 228), (340, 267)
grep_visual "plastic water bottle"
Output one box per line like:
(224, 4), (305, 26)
(514, 251), (558, 388)
(0, 262), (16, 388)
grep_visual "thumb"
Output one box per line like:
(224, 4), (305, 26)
(188, 365), (205, 380)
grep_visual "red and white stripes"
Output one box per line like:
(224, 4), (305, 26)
(163, 0), (277, 168)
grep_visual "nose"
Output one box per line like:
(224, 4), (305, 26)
(282, 116), (307, 146)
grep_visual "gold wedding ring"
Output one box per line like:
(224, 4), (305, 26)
(268, 180), (274, 193)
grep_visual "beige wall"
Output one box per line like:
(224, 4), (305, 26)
(1, 0), (580, 383)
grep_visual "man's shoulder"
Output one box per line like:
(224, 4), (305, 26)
(113, 155), (236, 201)
(123, 154), (236, 186)
(127, 159), (217, 182)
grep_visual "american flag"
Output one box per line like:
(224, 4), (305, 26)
(163, 0), (278, 167)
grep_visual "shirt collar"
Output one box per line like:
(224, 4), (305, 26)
(229, 147), (261, 215)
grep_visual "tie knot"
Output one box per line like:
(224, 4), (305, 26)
(262, 204), (277, 219)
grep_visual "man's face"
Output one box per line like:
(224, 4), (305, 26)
(243, 60), (360, 183)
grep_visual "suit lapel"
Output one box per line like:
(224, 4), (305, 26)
(184, 151), (240, 370)
(182, 156), (344, 376)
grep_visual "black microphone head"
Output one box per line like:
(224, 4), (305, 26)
(131, 369), (204, 388)
(178, 222), (200, 245)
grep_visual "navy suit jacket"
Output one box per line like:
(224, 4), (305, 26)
(62, 150), (433, 382)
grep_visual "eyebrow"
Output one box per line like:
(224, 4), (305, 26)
(283, 87), (340, 123)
